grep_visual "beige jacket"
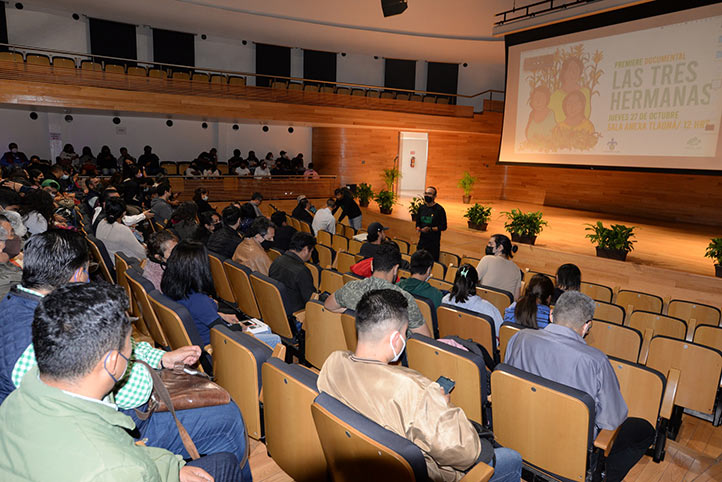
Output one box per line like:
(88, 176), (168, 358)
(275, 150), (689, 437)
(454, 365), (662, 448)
(318, 351), (481, 481)
(232, 238), (271, 276)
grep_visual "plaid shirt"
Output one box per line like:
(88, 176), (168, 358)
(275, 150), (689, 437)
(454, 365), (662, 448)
(12, 338), (164, 409)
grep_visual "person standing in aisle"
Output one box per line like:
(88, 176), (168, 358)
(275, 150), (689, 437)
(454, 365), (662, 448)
(415, 186), (446, 261)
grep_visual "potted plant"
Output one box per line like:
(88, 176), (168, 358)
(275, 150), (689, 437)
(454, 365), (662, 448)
(464, 204), (492, 231)
(374, 190), (397, 215)
(408, 196), (424, 222)
(355, 183), (374, 208)
(382, 167), (401, 192)
(502, 209), (547, 245)
(704, 237), (722, 277)
(458, 171), (476, 204)
(585, 222), (636, 261)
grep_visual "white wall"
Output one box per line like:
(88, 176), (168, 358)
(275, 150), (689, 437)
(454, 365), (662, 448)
(336, 53), (384, 88)
(0, 107), (312, 164)
(6, 7), (88, 54)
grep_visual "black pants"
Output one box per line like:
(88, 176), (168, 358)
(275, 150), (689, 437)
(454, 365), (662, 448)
(605, 417), (655, 482)
(417, 236), (441, 261)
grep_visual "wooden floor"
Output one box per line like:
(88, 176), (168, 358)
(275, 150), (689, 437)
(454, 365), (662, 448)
(247, 412), (722, 481)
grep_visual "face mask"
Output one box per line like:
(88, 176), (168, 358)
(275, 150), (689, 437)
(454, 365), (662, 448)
(104, 351), (130, 384)
(211, 222), (221, 231)
(202, 196), (209, 201)
(261, 239), (274, 250)
(389, 331), (406, 363)
(485, 245), (494, 256)
(424, 195), (433, 204)
(2, 236), (21, 259)
(11, 148), (17, 154)
(61, 174), (70, 180)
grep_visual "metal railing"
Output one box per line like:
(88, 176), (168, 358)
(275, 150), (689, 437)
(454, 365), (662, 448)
(495, 0), (594, 26)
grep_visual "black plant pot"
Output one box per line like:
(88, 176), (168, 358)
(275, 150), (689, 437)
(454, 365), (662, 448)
(411, 214), (417, 222)
(380, 207), (393, 215)
(596, 247), (628, 261)
(467, 221), (488, 231)
(715, 264), (722, 278)
(511, 233), (536, 245)
(359, 200), (370, 208)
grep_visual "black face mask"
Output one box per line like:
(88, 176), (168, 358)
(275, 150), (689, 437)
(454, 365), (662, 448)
(3, 236), (22, 259)
(261, 240), (275, 250)
(485, 245), (494, 256)
(211, 222), (221, 232)
(424, 195), (433, 204)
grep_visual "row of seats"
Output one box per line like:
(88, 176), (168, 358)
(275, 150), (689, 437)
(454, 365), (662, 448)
(269, 79), (452, 104)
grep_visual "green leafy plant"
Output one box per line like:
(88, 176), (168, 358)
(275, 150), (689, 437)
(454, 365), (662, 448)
(704, 237), (722, 265)
(457, 172), (477, 196)
(374, 189), (397, 213)
(408, 196), (424, 216)
(382, 167), (401, 191)
(585, 222), (636, 252)
(502, 209), (548, 237)
(464, 204), (492, 225)
(355, 183), (374, 206)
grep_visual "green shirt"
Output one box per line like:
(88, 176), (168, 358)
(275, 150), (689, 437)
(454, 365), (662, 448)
(334, 276), (426, 329)
(397, 277), (443, 309)
(0, 367), (184, 481)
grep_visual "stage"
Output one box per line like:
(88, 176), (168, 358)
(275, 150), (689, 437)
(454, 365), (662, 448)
(268, 196), (722, 309)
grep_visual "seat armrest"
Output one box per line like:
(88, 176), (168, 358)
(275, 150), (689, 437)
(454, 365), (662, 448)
(638, 328), (654, 365)
(460, 462), (494, 482)
(271, 343), (286, 360)
(660, 368), (680, 420)
(293, 309), (306, 326)
(594, 426), (621, 456)
(203, 344), (214, 356)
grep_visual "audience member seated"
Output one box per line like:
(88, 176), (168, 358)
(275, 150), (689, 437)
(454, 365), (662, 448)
(318, 289), (522, 482)
(360, 222), (389, 259)
(246, 150), (259, 168)
(0, 221), (21, 299)
(96, 198), (147, 265)
(552, 263), (582, 303)
(291, 153), (304, 172)
(97, 145), (118, 175)
(505, 291), (655, 482)
(270, 160), (286, 176)
(476, 234), (522, 299)
(270, 211), (297, 251)
(19, 189), (54, 236)
(143, 230), (178, 291)
(150, 182), (174, 225)
(0, 282), (247, 481)
(202, 160), (222, 177)
(292, 195), (315, 225)
(240, 192), (264, 221)
(78, 146), (97, 175)
(56, 143), (78, 171)
(168, 201), (199, 241)
(398, 249), (443, 309)
(193, 187), (214, 213)
(235, 160), (251, 176)
(119, 147), (137, 177)
(184, 160), (202, 177)
(228, 149), (244, 172)
(162, 240), (280, 348)
(137, 145), (162, 175)
(442, 263), (503, 338)
(28, 168), (44, 188)
(194, 210), (221, 245)
(503, 273), (554, 329)
(333, 187), (362, 231)
(1, 143), (28, 170)
(232, 217), (275, 275)
(269, 232), (317, 313)
(312, 198), (336, 235)
(324, 244), (430, 337)
(207, 205), (243, 259)
(303, 162), (319, 179)
(92, 188), (150, 231)
(82, 176), (102, 210)
(254, 161), (271, 178)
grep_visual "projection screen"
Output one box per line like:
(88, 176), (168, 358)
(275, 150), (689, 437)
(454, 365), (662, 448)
(499, 3), (722, 171)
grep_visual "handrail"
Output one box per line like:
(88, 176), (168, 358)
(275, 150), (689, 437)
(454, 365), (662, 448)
(0, 42), (505, 101)
(495, 0), (592, 25)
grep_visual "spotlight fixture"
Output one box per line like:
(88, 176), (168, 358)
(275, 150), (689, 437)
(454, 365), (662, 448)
(64, 114), (73, 122)
(288, 127), (294, 133)
(72, 13), (80, 20)
(341, 52), (346, 57)
(374, 56), (379, 60)
(463, 62), (468, 68)
(29, 112), (38, 120)
(232, 124), (239, 130)
(15, 3), (23, 10)
(201, 122), (208, 129)
(166, 120), (173, 127)
(201, 34), (207, 40)
(381, 0), (407, 17)
(242, 40), (247, 45)
(112, 117), (121, 125)
(262, 126), (269, 132)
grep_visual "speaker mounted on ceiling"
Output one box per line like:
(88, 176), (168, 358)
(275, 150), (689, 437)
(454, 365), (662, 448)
(381, 0), (408, 17)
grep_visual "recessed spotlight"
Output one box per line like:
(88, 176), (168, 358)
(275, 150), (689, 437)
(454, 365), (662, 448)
(64, 114), (73, 122)
(463, 62), (468, 68)
(341, 52), (346, 57)
(112, 117), (121, 125)
(166, 120), (173, 127)
(288, 127), (294, 133)
(29, 112), (38, 120)
(201, 34), (207, 40)
(374, 56), (379, 60)
(201, 122), (208, 129)
(232, 124), (239, 130)
(72, 13), (80, 20)
(15, 3), (23, 10)
(242, 40), (247, 45)
(262, 126), (269, 132)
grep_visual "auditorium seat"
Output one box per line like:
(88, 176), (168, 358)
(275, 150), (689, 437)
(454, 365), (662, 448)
(491, 364), (602, 481)
(340, 310), (357, 351)
(366, 90), (380, 98)
(104, 63), (125, 74)
(397, 268), (411, 280)
(628, 311), (687, 340)
(319, 85), (335, 94)
(412, 296), (438, 338)
(159, 161), (178, 174)
(436, 97), (450, 104)
(439, 251), (461, 268)
(304, 300), (349, 370)
(431, 261), (445, 280)
(303, 84), (319, 92)
(305, 262), (321, 290)
(26, 54), (51, 66)
(407, 334), (490, 425)
(580, 281), (614, 303)
(593, 300), (626, 325)
(171, 71), (190, 81)
(207, 251), (237, 309)
(522, 269), (555, 285)
(228, 76), (246, 86)
(401, 253), (411, 266)
(316, 230), (332, 247)
(380, 92), (395, 99)
(148, 290), (204, 349)
(177, 161), (192, 174)
(331, 234), (348, 252)
(335, 87), (351, 95)
(85, 235), (116, 283)
(476, 285), (513, 317)
(209, 74), (226, 84)
(315, 244), (335, 269)
(114, 252), (140, 316)
(80, 60), (103, 71)
(192, 72), (210, 82)
(126, 66), (147, 77)
(645, 336), (722, 434)
(52, 56), (76, 70)
(148, 68), (168, 79)
(126, 268), (170, 348)
(396, 93), (410, 101)
(409, 94), (422, 102)
(437, 305), (497, 362)
(223, 260), (261, 319)
(351, 89), (365, 96)
(211, 326), (272, 440)
(444, 265), (458, 283)
(342, 272), (362, 285)
(334, 251), (354, 275)
(498, 322), (525, 363)
(693, 324), (722, 354)
(668, 299), (721, 329)
(268, 248), (283, 262)
(288, 217), (301, 230)
(0, 51), (23, 63)
(394, 238), (411, 254)
(616, 289), (664, 315)
(461, 256), (481, 267)
(288, 82), (303, 91)
(262, 357), (326, 481)
(427, 278), (452, 292)
(586, 320), (643, 363)
(347, 238), (362, 255)
(422, 95), (436, 103)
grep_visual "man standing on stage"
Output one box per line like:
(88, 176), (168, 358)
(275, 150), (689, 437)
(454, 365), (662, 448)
(415, 186), (447, 262)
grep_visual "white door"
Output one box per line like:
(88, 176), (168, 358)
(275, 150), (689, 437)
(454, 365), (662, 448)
(398, 132), (428, 197)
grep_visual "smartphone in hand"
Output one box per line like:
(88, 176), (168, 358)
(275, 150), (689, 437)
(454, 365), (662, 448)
(436, 376), (455, 394)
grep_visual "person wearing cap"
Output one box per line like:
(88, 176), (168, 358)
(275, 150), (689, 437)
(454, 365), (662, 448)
(312, 198), (336, 236)
(292, 195), (315, 225)
(360, 222), (389, 259)
(41, 179), (60, 196)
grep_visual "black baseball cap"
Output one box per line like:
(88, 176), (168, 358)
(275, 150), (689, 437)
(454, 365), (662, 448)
(367, 222), (389, 236)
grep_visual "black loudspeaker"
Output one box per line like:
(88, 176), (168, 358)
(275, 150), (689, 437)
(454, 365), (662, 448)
(381, 0), (407, 17)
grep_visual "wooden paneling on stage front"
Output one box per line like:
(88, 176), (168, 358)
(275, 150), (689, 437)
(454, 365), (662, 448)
(167, 176), (337, 202)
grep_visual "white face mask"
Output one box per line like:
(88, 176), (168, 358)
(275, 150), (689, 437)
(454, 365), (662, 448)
(11, 148), (17, 154)
(202, 196), (209, 201)
(389, 331), (406, 362)
(61, 174), (70, 180)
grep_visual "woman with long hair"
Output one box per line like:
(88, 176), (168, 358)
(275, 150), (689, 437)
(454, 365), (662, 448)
(504, 274), (554, 329)
(168, 201), (199, 241)
(476, 234), (522, 299)
(193, 187), (214, 214)
(19, 189), (55, 236)
(442, 263), (503, 338)
(161, 241), (280, 347)
(95, 197), (146, 265)
(142, 230), (178, 291)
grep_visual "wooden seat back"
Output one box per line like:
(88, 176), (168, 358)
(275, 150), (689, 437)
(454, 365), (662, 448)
(249, 273), (295, 339)
(586, 320), (643, 363)
(444, 265), (458, 283)
(126, 269), (169, 347)
(85, 235), (116, 283)
(668, 300), (721, 329)
(427, 278), (452, 292)
(498, 322), (524, 363)
(336, 251), (356, 275)
(617, 289), (664, 314)
(305, 301), (349, 370)
(593, 301), (626, 325)
(475, 286), (512, 317)
(437, 305), (496, 359)
(320, 269), (344, 294)
(580, 282), (614, 303)
(331, 234), (349, 253)
(693, 325), (722, 353)
(317, 230), (332, 247)
(223, 260), (261, 319)
(629, 311), (687, 340)
(608, 356), (665, 427)
(148, 292), (195, 350)
(208, 252), (236, 306)
(316, 244), (335, 269)
(348, 239), (362, 254)
(439, 251), (460, 268)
